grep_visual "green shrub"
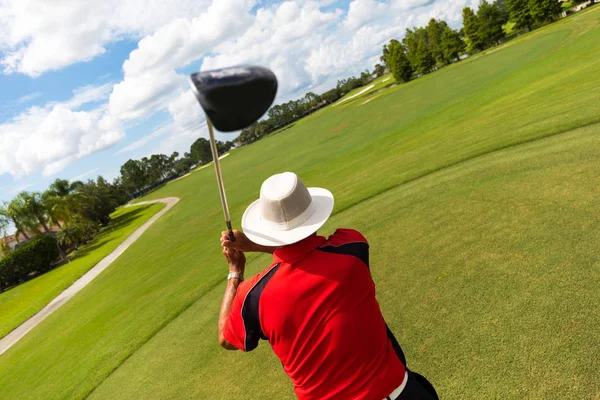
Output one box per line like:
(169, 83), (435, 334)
(0, 235), (60, 292)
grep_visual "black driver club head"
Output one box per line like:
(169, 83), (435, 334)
(190, 66), (278, 132)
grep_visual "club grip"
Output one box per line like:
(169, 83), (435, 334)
(226, 221), (235, 242)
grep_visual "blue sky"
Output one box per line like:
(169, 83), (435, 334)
(0, 0), (475, 208)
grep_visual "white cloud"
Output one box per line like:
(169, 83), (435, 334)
(17, 92), (41, 104)
(1, 0), (475, 180)
(115, 123), (173, 155)
(149, 90), (207, 157)
(0, 84), (124, 179)
(344, 0), (388, 30)
(200, 1), (342, 96)
(60, 83), (114, 110)
(108, 0), (256, 121)
(69, 168), (100, 183)
(391, 0), (436, 11)
(9, 183), (35, 195)
(0, 0), (212, 77)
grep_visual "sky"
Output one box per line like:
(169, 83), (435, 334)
(0, 0), (478, 204)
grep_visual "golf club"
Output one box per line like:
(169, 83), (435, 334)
(189, 66), (278, 241)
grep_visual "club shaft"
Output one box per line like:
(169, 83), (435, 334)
(206, 118), (235, 240)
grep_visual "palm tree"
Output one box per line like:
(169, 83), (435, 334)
(17, 192), (52, 234)
(47, 179), (84, 198)
(17, 192), (66, 258)
(0, 200), (36, 241)
(0, 214), (9, 252)
(42, 190), (86, 250)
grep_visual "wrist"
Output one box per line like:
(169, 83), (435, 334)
(228, 271), (244, 281)
(228, 265), (245, 274)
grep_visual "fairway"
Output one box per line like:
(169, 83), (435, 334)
(0, 6), (599, 400)
(0, 203), (164, 340)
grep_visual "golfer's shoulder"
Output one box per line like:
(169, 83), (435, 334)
(237, 262), (281, 296)
(324, 228), (369, 246)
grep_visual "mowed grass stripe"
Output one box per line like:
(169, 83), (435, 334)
(0, 6), (598, 399)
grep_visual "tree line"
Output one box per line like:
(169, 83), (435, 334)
(382, 0), (567, 85)
(118, 138), (234, 197)
(0, 178), (128, 257)
(0, 135), (236, 259)
(236, 70), (374, 146)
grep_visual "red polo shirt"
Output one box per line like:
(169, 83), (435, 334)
(223, 229), (406, 399)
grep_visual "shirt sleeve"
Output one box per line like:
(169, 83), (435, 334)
(222, 273), (262, 352)
(323, 229), (370, 268)
(333, 228), (369, 244)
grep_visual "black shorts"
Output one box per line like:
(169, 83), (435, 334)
(395, 371), (439, 400)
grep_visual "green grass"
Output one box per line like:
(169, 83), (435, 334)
(0, 6), (599, 399)
(332, 72), (395, 107)
(0, 203), (164, 339)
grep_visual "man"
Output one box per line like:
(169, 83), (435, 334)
(219, 172), (437, 400)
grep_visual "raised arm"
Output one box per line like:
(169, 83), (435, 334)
(218, 247), (245, 350)
(220, 230), (276, 254)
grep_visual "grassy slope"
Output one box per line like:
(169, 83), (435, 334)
(0, 203), (164, 339)
(0, 7), (598, 399)
(91, 122), (600, 400)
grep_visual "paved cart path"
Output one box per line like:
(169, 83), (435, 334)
(0, 197), (180, 356)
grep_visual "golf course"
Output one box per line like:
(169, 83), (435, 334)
(1, 5), (599, 399)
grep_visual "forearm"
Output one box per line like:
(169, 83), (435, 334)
(218, 278), (242, 350)
(250, 242), (277, 254)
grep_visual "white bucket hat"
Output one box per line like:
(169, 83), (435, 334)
(241, 172), (334, 246)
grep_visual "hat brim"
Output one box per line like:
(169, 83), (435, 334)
(241, 187), (334, 247)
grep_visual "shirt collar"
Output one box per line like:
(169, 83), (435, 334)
(273, 235), (327, 263)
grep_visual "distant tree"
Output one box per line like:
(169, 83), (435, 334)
(0, 200), (34, 241)
(77, 178), (118, 226)
(120, 159), (148, 193)
(380, 44), (391, 69)
(217, 140), (233, 155)
(56, 214), (99, 248)
(0, 214), (9, 252)
(147, 154), (172, 182)
(17, 192), (66, 258)
(16, 192), (51, 235)
(402, 30), (419, 67)
(373, 63), (386, 77)
(478, 0), (509, 46)
(360, 69), (372, 85)
(336, 76), (364, 96)
(440, 27), (466, 62)
(426, 18), (449, 64)
(304, 92), (320, 106)
(140, 157), (151, 184)
(189, 137), (213, 165)
(507, 0), (534, 31)
(47, 179), (83, 198)
(463, 7), (486, 52)
(495, 0), (510, 21)
(320, 88), (341, 104)
(415, 41), (436, 74)
(174, 157), (194, 175)
(528, 0), (562, 24)
(166, 152), (179, 175)
(387, 40), (413, 82)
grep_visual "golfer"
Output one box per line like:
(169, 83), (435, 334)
(218, 172), (438, 400)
